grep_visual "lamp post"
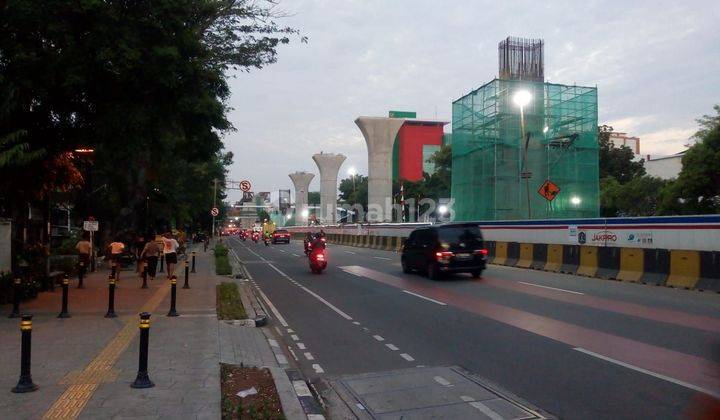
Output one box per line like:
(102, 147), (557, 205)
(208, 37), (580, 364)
(513, 90), (533, 220)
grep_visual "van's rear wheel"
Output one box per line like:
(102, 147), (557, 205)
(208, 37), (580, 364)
(427, 262), (440, 280)
(401, 258), (411, 274)
(471, 270), (482, 279)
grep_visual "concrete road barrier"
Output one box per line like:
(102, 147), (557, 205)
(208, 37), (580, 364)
(640, 249), (669, 285)
(493, 242), (507, 265)
(516, 243), (533, 268)
(617, 248), (644, 282)
(667, 250), (700, 289)
(577, 246), (598, 277)
(530, 243), (547, 270)
(597, 246), (621, 279)
(545, 244), (563, 272)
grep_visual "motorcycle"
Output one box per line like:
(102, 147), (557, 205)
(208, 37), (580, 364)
(252, 232), (260, 243)
(307, 236), (327, 274)
(263, 235), (270, 246)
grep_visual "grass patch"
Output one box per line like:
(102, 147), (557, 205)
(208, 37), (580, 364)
(221, 364), (285, 420)
(217, 282), (247, 320)
(215, 242), (232, 275)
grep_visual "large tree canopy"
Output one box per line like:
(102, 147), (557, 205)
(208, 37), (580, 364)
(0, 0), (302, 236)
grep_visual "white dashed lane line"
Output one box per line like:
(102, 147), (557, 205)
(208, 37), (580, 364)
(312, 364), (325, 374)
(291, 334), (299, 341)
(386, 344), (399, 351)
(304, 352), (315, 361)
(297, 343), (306, 350)
(373, 335), (385, 342)
(519, 281), (584, 295)
(344, 250), (356, 254)
(434, 376), (451, 386)
(373, 256), (392, 260)
(400, 353), (415, 362)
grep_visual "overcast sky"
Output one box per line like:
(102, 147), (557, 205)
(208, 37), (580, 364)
(223, 0), (720, 202)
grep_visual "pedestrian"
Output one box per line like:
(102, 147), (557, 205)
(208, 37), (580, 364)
(108, 237), (126, 280)
(140, 236), (160, 282)
(133, 234), (146, 274)
(76, 232), (92, 268)
(162, 232), (179, 279)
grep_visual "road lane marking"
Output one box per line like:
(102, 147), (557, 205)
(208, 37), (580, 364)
(352, 321), (361, 326)
(274, 327), (283, 336)
(573, 347), (720, 399)
(291, 253), (300, 257)
(268, 339), (279, 348)
(400, 353), (415, 361)
(460, 396), (474, 402)
(304, 352), (315, 361)
(403, 290), (447, 306)
(288, 347), (299, 361)
(518, 281), (584, 295)
(278, 249), (287, 253)
(312, 364), (325, 374)
(373, 256), (391, 260)
(264, 262), (355, 320)
(293, 381), (312, 397)
(469, 402), (504, 420)
(373, 335), (385, 341)
(297, 343), (306, 350)
(356, 403), (366, 410)
(255, 287), (289, 327)
(291, 334), (299, 341)
(287, 328), (294, 333)
(434, 376), (451, 386)
(344, 250), (356, 254)
(386, 344), (399, 351)
(275, 353), (288, 365)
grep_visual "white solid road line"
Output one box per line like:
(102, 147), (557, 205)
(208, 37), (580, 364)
(400, 353), (415, 361)
(386, 344), (399, 351)
(373, 256), (392, 260)
(518, 281), (584, 295)
(573, 347), (720, 399)
(255, 287), (289, 327)
(373, 335), (385, 342)
(403, 290), (447, 306)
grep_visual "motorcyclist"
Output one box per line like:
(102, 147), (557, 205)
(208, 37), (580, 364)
(304, 231), (315, 255)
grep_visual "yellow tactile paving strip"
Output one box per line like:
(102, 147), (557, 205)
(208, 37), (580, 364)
(42, 282), (170, 419)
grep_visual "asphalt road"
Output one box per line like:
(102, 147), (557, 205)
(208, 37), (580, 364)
(227, 236), (720, 419)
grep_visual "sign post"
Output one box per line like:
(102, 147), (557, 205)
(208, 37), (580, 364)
(83, 219), (99, 272)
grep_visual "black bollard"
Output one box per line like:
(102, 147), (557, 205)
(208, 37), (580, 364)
(191, 251), (196, 273)
(9, 278), (21, 318)
(131, 312), (155, 389)
(58, 275), (71, 318)
(77, 261), (86, 289)
(105, 275), (117, 318)
(183, 261), (190, 289)
(167, 277), (179, 317)
(12, 315), (38, 393)
(141, 266), (148, 289)
(110, 263), (117, 280)
(159, 252), (164, 272)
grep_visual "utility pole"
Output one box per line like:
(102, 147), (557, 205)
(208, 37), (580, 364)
(212, 178), (219, 237)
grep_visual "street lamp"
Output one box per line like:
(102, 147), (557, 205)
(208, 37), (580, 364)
(513, 89), (533, 220)
(570, 196), (581, 205)
(347, 167), (357, 197)
(301, 209), (309, 218)
(438, 205), (448, 215)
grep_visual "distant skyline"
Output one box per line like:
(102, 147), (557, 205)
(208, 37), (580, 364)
(223, 0), (720, 202)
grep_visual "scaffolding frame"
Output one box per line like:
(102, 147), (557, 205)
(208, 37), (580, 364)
(451, 79), (599, 221)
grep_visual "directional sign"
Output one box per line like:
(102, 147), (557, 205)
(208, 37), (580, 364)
(83, 220), (99, 231)
(210, 207), (219, 217)
(239, 180), (252, 192)
(538, 180), (561, 202)
(242, 191), (255, 202)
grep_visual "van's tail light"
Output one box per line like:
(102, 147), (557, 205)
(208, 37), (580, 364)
(435, 251), (454, 261)
(474, 249), (489, 256)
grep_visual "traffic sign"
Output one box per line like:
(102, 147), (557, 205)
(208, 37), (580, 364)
(210, 207), (219, 217)
(240, 180), (252, 192)
(83, 220), (99, 231)
(538, 180), (561, 201)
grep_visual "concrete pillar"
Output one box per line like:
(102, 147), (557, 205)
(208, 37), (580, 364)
(312, 152), (346, 224)
(355, 117), (405, 222)
(289, 172), (314, 225)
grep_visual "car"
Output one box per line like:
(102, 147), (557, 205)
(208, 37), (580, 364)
(272, 229), (291, 244)
(400, 223), (487, 280)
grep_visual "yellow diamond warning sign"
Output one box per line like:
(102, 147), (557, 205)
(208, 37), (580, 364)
(538, 180), (561, 201)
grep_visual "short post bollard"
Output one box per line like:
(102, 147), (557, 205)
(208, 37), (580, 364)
(141, 266), (148, 289)
(159, 252), (164, 272)
(105, 275), (117, 318)
(77, 261), (86, 289)
(183, 261), (190, 289)
(131, 312), (155, 388)
(58, 275), (71, 318)
(167, 276), (179, 317)
(12, 315), (38, 393)
(9, 278), (21, 318)
(191, 251), (196, 273)
(110, 263), (117, 281)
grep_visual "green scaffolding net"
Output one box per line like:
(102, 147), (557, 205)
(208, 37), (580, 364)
(451, 79), (599, 221)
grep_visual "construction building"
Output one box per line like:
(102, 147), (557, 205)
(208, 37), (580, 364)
(451, 37), (599, 221)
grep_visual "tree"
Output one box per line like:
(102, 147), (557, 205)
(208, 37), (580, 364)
(308, 191), (320, 205)
(0, 0), (302, 238)
(598, 125), (645, 183)
(338, 175), (368, 210)
(658, 105), (720, 214)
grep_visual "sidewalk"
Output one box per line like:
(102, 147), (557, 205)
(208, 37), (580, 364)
(0, 245), (220, 419)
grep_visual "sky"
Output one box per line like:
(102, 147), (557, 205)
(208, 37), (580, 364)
(222, 0), (720, 203)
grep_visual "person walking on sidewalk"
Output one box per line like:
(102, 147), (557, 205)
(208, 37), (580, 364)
(162, 232), (179, 279)
(76, 233), (92, 268)
(108, 237), (125, 280)
(140, 237), (160, 282)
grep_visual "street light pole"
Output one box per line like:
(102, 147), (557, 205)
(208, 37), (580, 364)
(211, 178), (219, 237)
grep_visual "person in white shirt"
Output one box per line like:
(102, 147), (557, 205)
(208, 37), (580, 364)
(162, 232), (180, 279)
